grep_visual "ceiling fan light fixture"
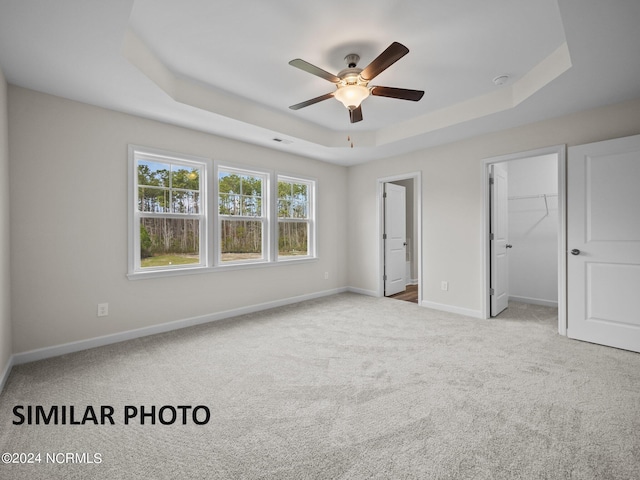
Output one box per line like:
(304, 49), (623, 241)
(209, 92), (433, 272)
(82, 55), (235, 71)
(334, 84), (370, 110)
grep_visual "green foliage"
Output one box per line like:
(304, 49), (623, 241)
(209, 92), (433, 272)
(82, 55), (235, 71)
(217, 172), (265, 259)
(138, 162), (169, 187)
(137, 160), (202, 268)
(220, 220), (262, 256)
(139, 218), (200, 268)
(278, 221), (308, 256)
(137, 165), (312, 266)
(140, 225), (152, 258)
(141, 254), (199, 268)
(138, 161), (200, 213)
(218, 172), (263, 216)
(278, 180), (308, 218)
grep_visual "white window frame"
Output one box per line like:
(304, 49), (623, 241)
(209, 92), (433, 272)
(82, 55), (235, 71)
(128, 145), (210, 277)
(128, 146), (317, 279)
(276, 175), (316, 261)
(215, 164), (271, 266)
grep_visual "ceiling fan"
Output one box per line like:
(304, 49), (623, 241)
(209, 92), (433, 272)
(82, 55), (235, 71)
(288, 42), (424, 123)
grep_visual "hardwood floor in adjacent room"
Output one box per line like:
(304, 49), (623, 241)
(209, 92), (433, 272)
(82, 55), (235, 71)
(388, 283), (418, 303)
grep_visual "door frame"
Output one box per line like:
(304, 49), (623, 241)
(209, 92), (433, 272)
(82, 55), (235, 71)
(481, 145), (567, 334)
(377, 172), (422, 302)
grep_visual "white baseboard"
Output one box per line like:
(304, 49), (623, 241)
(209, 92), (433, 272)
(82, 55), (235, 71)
(12, 287), (350, 367)
(420, 300), (483, 319)
(0, 354), (15, 394)
(347, 286), (379, 297)
(509, 295), (558, 308)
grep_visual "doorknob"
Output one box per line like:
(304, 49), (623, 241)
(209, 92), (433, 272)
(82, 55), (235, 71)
(506, 244), (513, 249)
(571, 249), (580, 255)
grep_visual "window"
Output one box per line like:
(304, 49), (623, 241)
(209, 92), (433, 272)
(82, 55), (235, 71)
(218, 168), (267, 264)
(129, 146), (316, 278)
(277, 176), (314, 259)
(130, 147), (208, 274)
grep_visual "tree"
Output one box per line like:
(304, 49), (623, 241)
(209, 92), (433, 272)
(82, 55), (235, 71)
(218, 172), (264, 256)
(138, 161), (201, 260)
(140, 225), (152, 258)
(277, 180), (309, 255)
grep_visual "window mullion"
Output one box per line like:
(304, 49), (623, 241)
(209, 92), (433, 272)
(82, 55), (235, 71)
(270, 174), (277, 262)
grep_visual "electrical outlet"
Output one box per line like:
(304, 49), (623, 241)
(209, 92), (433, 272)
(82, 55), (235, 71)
(441, 281), (449, 291)
(97, 303), (109, 317)
(324, 272), (329, 280)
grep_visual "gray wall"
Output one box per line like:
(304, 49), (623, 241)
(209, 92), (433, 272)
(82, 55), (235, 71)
(5, 81), (640, 362)
(0, 67), (11, 383)
(508, 154), (558, 306)
(347, 98), (640, 316)
(8, 86), (348, 354)
(390, 178), (417, 283)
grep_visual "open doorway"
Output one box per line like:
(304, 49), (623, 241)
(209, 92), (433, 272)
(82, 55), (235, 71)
(482, 146), (567, 334)
(377, 172), (422, 304)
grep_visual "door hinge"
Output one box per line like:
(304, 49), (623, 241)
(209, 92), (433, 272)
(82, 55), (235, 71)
(489, 288), (495, 295)
(489, 177), (494, 185)
(383, 275), (387, 281)
(490, 233), (495, 240)
(383, 192), (387, 198)
(383, 233), (387, 240)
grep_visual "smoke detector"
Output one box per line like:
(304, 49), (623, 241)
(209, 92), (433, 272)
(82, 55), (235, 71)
(493, 75), (510, 86)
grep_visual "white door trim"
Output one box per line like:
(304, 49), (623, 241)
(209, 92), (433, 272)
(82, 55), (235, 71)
(377, 172), (422, 303)
(481, 145), (567, 335)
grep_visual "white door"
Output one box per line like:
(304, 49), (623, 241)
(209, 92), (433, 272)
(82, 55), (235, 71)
(567, 134), (640, 353)
(490, 163), (509, 316)
(384, 183), (406, 296)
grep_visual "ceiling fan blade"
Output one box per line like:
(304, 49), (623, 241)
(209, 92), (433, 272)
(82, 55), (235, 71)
(370, 86), (424, 101)
(359, 42), (410, 82)
(349, 105), (363, 123)
(289, 92), (335, 110)
(289, 59), (341, 83)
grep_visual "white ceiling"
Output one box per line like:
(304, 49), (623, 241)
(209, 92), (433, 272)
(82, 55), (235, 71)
(1, 0), (639, 166)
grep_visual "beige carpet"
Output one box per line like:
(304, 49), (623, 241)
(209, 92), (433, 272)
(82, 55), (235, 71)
(1, 294), (639, 479)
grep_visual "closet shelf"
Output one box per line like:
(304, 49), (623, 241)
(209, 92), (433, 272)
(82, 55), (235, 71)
(507, 193), (558, 200)
(507, 193), (558, 215)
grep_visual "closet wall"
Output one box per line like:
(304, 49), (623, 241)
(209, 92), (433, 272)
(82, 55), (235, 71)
(390, 178), (417, 284)
(508, 154), (558, 306)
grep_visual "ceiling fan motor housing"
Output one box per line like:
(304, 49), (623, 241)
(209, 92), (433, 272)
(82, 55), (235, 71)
(337, 67), (365, 85)
(344, 53), (360, 69)
(338, 54), (367, 85)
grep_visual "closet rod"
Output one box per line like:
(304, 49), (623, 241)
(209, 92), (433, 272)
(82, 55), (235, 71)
(507, 193), (558, 200)
(508, 193), (557, 216)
